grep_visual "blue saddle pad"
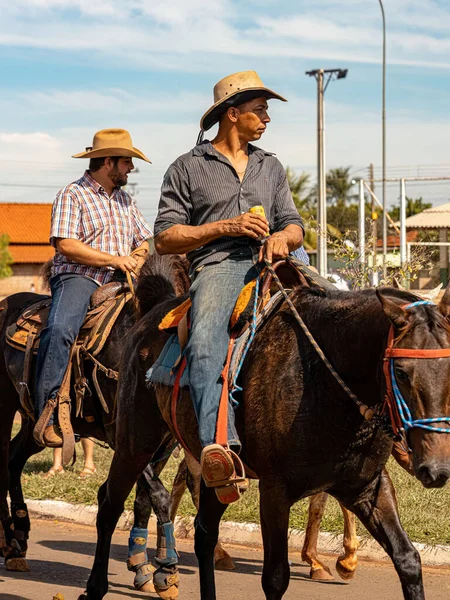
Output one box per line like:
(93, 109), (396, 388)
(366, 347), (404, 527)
(146, 334), (190, 389)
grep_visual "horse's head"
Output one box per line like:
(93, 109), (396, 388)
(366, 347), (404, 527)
(378, 285), (450, 488)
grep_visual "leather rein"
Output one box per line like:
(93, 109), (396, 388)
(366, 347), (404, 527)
(265, 262), (450, 447)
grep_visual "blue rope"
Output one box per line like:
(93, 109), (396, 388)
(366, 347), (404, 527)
(229, 276), (260, 407)
(390, 299), (450, 434)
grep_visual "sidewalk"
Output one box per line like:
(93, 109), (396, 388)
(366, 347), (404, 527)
(26, 498), (450, 567)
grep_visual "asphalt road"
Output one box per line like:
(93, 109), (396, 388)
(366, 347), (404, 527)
(1, 519), (450, 600)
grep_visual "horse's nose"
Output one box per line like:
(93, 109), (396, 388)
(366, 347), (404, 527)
(417, 462), (450, 488)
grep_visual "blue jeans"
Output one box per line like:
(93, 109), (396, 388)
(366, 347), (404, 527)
(35, 273), (99, 426)
(186, 250), (260, 449)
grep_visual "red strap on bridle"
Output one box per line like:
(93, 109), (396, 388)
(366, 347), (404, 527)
(383, 324), (450, 438)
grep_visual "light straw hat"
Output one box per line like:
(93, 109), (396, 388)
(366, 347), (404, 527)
(72, 128), (151, 163)
(200, 70), (287, 131)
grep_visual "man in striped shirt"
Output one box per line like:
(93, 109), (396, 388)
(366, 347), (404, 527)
(154, 71), (304, 503)
(35, 128), (153, 447)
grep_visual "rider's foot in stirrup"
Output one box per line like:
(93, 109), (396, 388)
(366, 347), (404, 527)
(42, 424), (63, 447)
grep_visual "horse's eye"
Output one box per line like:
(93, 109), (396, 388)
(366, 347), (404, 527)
(395, 368), (409, 384)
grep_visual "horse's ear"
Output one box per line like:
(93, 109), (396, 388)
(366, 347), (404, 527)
(438, 281), (450, 319)
(376, 289), (409, 327)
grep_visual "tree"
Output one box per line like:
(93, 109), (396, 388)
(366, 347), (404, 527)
(326, 167), (357, 207)
(286, 167), (316, 218)
(388, 196), (432, 221)
(0, 234), (13, 279)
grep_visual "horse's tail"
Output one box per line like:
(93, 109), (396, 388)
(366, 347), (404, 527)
(136, 253), (190, 316)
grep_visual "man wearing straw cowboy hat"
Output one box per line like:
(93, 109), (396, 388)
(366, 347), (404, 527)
(154, 71), (304, 503)
(34, 128), (153, 447)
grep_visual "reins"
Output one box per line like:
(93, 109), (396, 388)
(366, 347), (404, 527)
(264, 260), (450, 445)
(384, 300), (450, 440)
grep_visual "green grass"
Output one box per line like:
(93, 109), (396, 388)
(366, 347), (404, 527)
(13, 424), (450, 546)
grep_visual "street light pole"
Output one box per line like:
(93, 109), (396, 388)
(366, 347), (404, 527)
(317, 69), (327, 277)
(306, 68), (348, 278)
(378, 0), (387, 278)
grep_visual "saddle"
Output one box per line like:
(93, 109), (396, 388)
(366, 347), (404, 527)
(148, 258), (334, 454)
(6, 281), (132, 463)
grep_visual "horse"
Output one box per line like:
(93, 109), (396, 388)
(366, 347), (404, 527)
(0, 255), (191, 595)
(79, 253), (450, 600)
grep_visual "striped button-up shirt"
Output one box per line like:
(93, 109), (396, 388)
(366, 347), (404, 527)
(50, 170), (153, 285)
(154, 141), (304, 273)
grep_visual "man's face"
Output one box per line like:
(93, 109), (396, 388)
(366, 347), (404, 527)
(107, 157), (134, 187)
(232, 96), (271, 141)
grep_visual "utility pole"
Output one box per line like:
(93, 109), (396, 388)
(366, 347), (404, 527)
(306, 68), (348, 277)
(369, 163), (379, 285)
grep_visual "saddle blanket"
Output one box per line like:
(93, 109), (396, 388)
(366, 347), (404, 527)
(146, 291), (284, 391)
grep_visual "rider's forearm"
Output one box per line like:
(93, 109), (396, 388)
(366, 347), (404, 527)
(154, 222), (229, 255)
(55, 238), (116, 268)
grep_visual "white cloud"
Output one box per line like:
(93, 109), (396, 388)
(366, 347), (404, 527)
(2, 0), (450, 70)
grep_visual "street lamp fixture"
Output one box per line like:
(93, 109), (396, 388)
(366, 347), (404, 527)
(306, 67), (348, 277)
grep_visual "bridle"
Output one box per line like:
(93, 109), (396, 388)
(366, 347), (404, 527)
(384, 300), (450, 443)
(265, 261), (450, 448)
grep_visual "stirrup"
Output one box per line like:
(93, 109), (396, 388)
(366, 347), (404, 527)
(200, 444), (246, 488)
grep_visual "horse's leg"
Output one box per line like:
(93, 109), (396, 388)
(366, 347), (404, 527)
(339, 469), (423, 600)
(127, 477), (156, 594)
(7, 416), (43, 571)
(301, 493), (334, 581)
(79, 450), (151, 600)
(137, 462), (180, 600)
(259, 481), (291, 600)
(183, 453), (235, 572)
(335, 503), (359, 581)
(195, 481), (228, 600)
(0, 393), (27, 572)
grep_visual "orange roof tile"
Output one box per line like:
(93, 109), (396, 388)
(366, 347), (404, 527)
(0, 203), (52, 244)
(9, 245), (54, 264)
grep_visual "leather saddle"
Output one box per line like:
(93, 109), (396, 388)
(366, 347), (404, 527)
(6, 280), (132, 426)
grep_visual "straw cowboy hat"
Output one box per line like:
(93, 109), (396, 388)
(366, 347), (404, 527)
(72, 128), (151, 163)
(200, 70), (287, 131)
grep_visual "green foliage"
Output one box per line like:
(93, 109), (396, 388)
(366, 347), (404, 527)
(0, 234), (13, 279)
(326, 166), (357, 207)
(286, 167), (316, 218)
(327, 229), (434, 289)
(389, 196), (432, 221)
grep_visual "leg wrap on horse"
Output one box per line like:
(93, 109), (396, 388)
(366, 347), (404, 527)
(11, 503), (30, 556)
(127, 526), (149, 571)
(127, 526), (155, 592)
(155, 521), (178, 567)
(153, 565), (180, 599)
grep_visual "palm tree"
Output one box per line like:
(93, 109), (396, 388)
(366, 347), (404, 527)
(286, 168), (316, 218)
(326, 167), (356, 208)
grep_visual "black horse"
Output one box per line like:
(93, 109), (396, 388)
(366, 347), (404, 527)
(80, 253), (450, 600)
(0, 255), (189, 594)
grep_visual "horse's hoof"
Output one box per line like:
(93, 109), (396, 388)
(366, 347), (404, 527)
(133, 562), (156, 593)
(137, 580), (156, 593)
(214, 554), (236, 571)
(77, 595), (88, 600)
(154, 569), (180, 600)
(336, 560), (357, 581)
(310, 566), (334, 581)
(5, 557), (30, 572)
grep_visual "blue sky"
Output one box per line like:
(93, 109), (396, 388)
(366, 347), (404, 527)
(1, 0), (450, 224)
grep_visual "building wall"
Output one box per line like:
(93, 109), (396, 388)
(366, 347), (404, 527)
(0, 263), (49, 298)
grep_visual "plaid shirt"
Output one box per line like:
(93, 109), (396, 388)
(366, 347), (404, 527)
(50, 170), (152, 285)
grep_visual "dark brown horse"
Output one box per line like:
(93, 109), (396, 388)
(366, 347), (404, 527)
(80, 254), (450, 600)
(0, 256), (191, 594)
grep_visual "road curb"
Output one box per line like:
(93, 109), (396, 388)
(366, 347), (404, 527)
(26, 498), (450, 567)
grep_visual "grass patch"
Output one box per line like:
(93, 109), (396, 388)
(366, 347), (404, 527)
(13, 424), (450, 545)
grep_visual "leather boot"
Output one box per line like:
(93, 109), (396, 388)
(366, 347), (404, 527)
(42, 425), (63, 448)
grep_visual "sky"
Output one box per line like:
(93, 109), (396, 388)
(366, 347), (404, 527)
(1, 0), (450, 224)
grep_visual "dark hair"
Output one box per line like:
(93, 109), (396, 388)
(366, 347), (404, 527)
(89, 156), (122, 172)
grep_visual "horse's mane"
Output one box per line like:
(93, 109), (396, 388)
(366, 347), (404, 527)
(292, 285), (449, 335)
(136, 253), (190, 316)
